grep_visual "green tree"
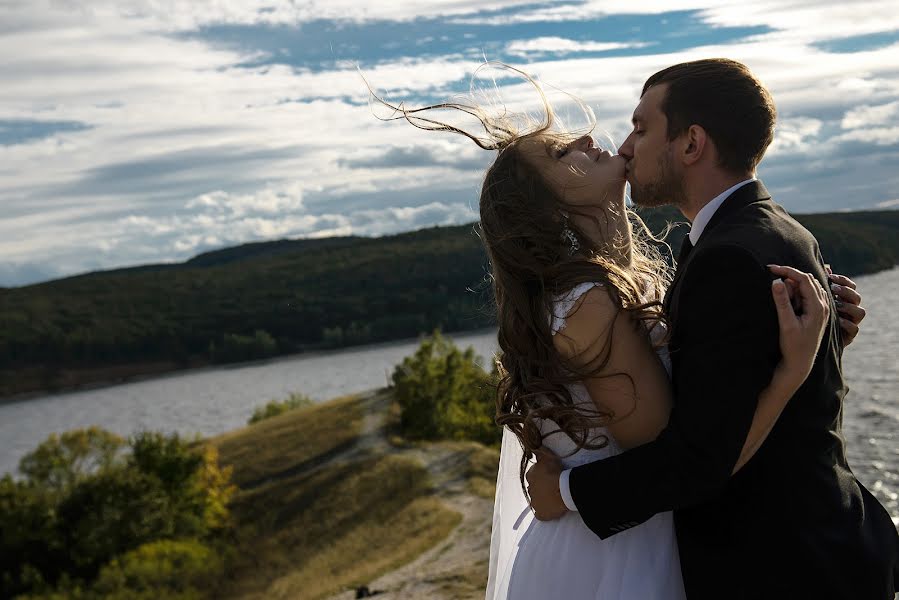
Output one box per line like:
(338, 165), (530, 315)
(391, 330), (500, 445)
(2, 429), (237, 597)
(56, 466), (175, 581)
(18, 427), (125, 495)
(0, 477), (63, 599)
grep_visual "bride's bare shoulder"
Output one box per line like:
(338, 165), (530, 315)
(551, 286), (620, 362)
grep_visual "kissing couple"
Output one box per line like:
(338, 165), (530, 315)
(376, 58), (899, 598)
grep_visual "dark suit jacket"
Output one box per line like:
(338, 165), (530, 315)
(568, 181), (899, 599)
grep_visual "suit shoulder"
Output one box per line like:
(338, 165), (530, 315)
(703, 200), (821, 266)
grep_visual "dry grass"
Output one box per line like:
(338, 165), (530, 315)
(211, 393), (365, 488)
(458, 442), (500, 499)
(208, 393), (464, 600)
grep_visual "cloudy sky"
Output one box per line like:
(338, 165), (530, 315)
(2, 1), (899, 287)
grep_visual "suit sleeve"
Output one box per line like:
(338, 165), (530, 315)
(569, 245), (781, 538)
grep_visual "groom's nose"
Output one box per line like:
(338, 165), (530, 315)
(618, 133), (635, 160)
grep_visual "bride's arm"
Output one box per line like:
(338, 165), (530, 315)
(552, 266), (828, 457)
(552, 286), (671, 450)
(731, 266), (829, 473)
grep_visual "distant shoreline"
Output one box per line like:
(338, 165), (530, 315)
(0, 326), (498, 406)
(4, 263), (897, 405)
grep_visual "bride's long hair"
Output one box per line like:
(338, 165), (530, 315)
(368, 63), (673, 496)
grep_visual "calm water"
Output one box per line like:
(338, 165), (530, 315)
(1, 269), (897, 522)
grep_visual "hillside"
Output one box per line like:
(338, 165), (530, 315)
(1, 207), (897, 398)
(209, 390), (498, 600)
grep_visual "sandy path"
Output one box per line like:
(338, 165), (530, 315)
(323, 399), (493, 600)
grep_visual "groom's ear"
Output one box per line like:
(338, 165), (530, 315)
(680, 124), (708, 167)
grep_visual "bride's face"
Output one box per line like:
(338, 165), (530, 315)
(518, 134), (627, 208)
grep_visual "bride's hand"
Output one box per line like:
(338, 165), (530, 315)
(768, 265), (830, 387)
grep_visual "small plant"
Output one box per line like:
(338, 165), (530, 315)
(248, 392), (314, 425)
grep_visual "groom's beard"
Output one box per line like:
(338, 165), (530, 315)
(629, 154), (687, 209)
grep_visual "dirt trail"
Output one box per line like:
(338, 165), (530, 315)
(322, 398), (494, 600)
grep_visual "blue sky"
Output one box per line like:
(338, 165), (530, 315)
(1, 0), (898, 287)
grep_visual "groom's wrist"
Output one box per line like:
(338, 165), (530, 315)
(559, 469), (578, 512)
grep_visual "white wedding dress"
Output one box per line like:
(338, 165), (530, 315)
(486, 282), (686, 600)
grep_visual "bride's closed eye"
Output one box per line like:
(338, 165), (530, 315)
(551, 144), (569, 159)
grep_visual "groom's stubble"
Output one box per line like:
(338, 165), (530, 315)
(628, 146), (688, 210)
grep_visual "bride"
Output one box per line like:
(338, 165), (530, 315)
(371, 65), (842, 599)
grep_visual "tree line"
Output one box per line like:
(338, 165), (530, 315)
(1, 207), (897, 397)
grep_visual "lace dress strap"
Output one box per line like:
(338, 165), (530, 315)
(549, 282), (603, 336)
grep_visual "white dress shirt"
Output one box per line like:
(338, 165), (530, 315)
(558, 178), (757, 513)
(688, 178), (756, 245)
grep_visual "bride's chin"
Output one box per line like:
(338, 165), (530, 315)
(603, 181), (628, 206)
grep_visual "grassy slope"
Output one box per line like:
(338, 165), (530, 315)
(209, 392), (470, 600)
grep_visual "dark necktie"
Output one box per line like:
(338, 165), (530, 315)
(678, 236), (694, 264)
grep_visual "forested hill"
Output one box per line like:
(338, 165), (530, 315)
(1, 208), (897, 398)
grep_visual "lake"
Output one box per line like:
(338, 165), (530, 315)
(1, 269), (896, 523)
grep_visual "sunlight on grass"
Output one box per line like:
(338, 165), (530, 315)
(219, 454), (460, 600)
(209, 392), (463, 600)
(212, 393), (366, 488)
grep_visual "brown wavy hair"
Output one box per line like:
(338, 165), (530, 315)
(368, 64), (673, 492)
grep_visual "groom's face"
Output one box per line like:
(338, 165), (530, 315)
(618, 84), (685, 208)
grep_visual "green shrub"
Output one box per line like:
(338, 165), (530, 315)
(0, 477), (63, 598)
(56, 466), (177, 581)
(18, 427), (125, 496)
(90, 539), (222, 599)
(391, 330), (500, 445)
(2, 429), (236, 598)
(248, 392), (314, 424)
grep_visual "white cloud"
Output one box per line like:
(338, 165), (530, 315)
(832, 126), (899, 146)
(842, 101), (899, 129)
(185, 184), (305, 217)
(767, 117), (824, 156)
(2, 0), (899, 284)
(505, 38), (651, 58)
(10, 0), (539, 31)
(111, 191), (476, 268)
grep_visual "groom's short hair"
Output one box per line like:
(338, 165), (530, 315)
(642, 58), (776, 174)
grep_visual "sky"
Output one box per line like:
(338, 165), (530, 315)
(2, 1), (899, 287)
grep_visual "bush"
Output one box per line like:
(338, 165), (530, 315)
(18, 427), (125, 495)
(391, 330), (500, 445)
(248, 392), (314, 424)
(2, 429), (236, 598)
(56, 466), (177, 581)
(91, 539), (222, 600)
(0, 477), (63, 598)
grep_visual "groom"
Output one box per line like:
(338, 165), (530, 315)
(526, 59), (899, 599)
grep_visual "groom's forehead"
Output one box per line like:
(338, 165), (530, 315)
(633, 84), (667, 122)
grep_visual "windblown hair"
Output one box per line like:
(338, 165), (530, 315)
(368, 64), (673, 495)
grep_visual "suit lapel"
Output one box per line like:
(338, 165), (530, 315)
(663, 180), (773, 313)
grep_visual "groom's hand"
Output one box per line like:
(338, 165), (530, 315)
(526, 448), (568, 521)
(827, 273), (865, 346)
